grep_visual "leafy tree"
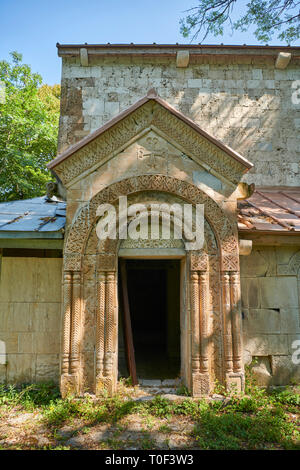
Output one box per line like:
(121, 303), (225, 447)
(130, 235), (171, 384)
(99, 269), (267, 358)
(180, 0), (300, 43)
(0, 52), (60, 202)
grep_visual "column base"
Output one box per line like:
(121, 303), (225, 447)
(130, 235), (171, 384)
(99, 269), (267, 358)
(191, 373), (210, 397)
(225, 372), (245, 395)
(60, 373), (80, 398)
(95, 375), (116, 396)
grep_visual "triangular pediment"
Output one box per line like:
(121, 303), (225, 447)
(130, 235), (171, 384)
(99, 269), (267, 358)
(48, 90), (252, 188)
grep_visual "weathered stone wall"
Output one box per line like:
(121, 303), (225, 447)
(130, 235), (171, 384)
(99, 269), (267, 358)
(240, 246), (300, 385)
(0, 257), (62, 384)
(58, 54), (300, 187)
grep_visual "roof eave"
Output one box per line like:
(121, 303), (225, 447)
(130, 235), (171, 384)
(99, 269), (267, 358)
(47, 91), (253, 172)
(0, 231), (64, 239)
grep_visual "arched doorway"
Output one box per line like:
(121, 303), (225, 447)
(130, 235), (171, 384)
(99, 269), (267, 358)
(60, 175), (244, 398)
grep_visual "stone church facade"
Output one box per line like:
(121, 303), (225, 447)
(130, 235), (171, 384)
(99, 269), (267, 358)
(0, 44), (300, 396)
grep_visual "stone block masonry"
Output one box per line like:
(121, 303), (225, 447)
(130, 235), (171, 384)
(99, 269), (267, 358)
(0, 258), (62, 384)
(58, 53), (300, 187)
(240, 246), (300, 386)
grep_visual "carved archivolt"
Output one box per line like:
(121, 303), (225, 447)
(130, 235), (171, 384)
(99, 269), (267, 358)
(54, 101), (247, 187)
(61, 174), (243, 398)
(64, 175), (239, 272)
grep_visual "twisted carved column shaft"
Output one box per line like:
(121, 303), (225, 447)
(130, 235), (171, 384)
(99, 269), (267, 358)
(62, 271), (72, 375)
(190, 272), (200, 374)
(230, 272), (243, 373)
(199, 271), (209, 374)
(96, 272), (106, 377)
(221, 272), (233, 374)
(70, 271), (81, 374)
(104, 272), (115, 377)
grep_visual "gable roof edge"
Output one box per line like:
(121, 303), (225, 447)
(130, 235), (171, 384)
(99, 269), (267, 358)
(47, 90), (253, 172)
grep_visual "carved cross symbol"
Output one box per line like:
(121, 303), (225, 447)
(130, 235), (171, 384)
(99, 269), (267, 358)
(137, 136), (168, 169)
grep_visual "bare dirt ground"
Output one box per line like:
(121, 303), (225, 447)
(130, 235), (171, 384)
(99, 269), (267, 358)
(0, 387), (199, 450)
(0, 383), (299, 450)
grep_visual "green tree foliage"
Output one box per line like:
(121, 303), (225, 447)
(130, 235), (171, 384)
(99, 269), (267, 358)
(0, 52), (60, 202)
(180, 0), (300, 43)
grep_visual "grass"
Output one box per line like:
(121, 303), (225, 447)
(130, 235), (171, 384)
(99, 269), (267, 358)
(0, 381), (299, 450)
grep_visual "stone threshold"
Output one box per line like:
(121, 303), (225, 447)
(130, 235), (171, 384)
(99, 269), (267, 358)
(138, 378), (180, 388)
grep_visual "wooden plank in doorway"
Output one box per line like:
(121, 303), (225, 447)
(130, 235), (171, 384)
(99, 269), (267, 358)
(120, 259), (138, 386)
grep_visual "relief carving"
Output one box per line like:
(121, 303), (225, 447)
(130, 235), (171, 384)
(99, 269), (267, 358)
(61, 174), (242, 398)
(64, 175), (238, 264)
(54, 101), (246, 187)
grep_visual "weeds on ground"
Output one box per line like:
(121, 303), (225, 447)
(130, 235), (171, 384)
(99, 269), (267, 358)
(0, 376), (299, 450)
(0, 382), (60, 411)
(176, 383), (191, 397)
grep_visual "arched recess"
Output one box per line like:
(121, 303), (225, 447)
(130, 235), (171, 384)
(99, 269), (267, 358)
(60, 175), (244, 397)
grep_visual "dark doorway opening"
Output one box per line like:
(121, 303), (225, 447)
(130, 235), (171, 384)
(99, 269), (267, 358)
(118, 259), (181, 380)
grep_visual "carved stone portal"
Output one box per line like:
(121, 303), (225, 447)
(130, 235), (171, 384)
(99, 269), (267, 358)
(60, 175), (244, 398)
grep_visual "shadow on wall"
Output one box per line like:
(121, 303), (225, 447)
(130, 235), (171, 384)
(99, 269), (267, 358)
(167, 74), (282, 187)
(146, 58), (299, 187)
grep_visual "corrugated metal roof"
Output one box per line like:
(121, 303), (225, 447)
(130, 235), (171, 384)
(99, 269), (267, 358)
(1, 189), (300, 240)
(0, 196), (66, 237)
(238, 189), (300, 232)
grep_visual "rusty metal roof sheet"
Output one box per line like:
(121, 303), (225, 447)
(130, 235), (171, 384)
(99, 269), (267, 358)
(238, 189), (300, 233)
(0, 196), (66, 238)
(1, 189), (300, 240)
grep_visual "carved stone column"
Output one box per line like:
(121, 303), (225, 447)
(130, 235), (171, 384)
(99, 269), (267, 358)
(94, 254), (117, 396)
(230, 272), (243, 373)
(190, 252), (210, 397)
(61, 271), (72, 375)
(103, 271), (117, 394)
(95, 272), (106, 394)
(60, 269), (82, 397)
(221, 269), (244, 393)
(70, 272), (81, 374)
(199, 271), (210, 394)
(221, 272), (233, 375)
(191, 271), (200, 396)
